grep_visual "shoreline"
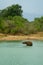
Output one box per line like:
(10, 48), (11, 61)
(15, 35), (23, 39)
(0, 35), (43, 41)
(0, 32), (43, 41)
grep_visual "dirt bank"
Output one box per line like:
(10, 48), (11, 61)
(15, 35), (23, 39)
(0, 32), (43, 41)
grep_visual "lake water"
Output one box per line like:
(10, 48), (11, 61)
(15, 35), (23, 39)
(0, 40), (43, 65)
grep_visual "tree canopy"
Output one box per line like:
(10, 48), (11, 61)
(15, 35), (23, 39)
(0, 4), (23, 17)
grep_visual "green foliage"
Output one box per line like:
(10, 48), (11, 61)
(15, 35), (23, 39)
(0, 4), (23, 17)
(33, 17), (43, 32)
(0, 4), (43, 35)
(0, 16), (29, 35)
(0, 15), (43, 35)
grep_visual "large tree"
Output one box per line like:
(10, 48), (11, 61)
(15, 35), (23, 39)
(0, 4), (23, 17)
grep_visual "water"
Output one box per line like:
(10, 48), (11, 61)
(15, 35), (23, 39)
(0, 40), (43, 65)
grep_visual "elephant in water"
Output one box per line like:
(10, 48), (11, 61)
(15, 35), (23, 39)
(23, 41), (33, 46)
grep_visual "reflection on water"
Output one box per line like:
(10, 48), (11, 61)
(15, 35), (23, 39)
(0, 40), (43, 65)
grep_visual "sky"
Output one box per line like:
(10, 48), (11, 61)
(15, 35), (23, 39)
(0, 0), (43, 20)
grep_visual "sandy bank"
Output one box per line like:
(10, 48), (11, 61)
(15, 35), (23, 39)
(0, 32), (43, 41)
(0, 35), (43, 41)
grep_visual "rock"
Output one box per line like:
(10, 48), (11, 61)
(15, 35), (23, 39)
(23, 41), (32, 46)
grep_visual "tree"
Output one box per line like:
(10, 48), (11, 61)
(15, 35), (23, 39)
(33, 17), (43, 32)
(0, 4), (23, 17)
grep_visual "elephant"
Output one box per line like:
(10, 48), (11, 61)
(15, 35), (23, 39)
(23, 41), (32, 46)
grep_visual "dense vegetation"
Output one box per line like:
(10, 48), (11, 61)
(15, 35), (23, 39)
(0, 4), (23, 17)
(0, 4), (43, 35)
